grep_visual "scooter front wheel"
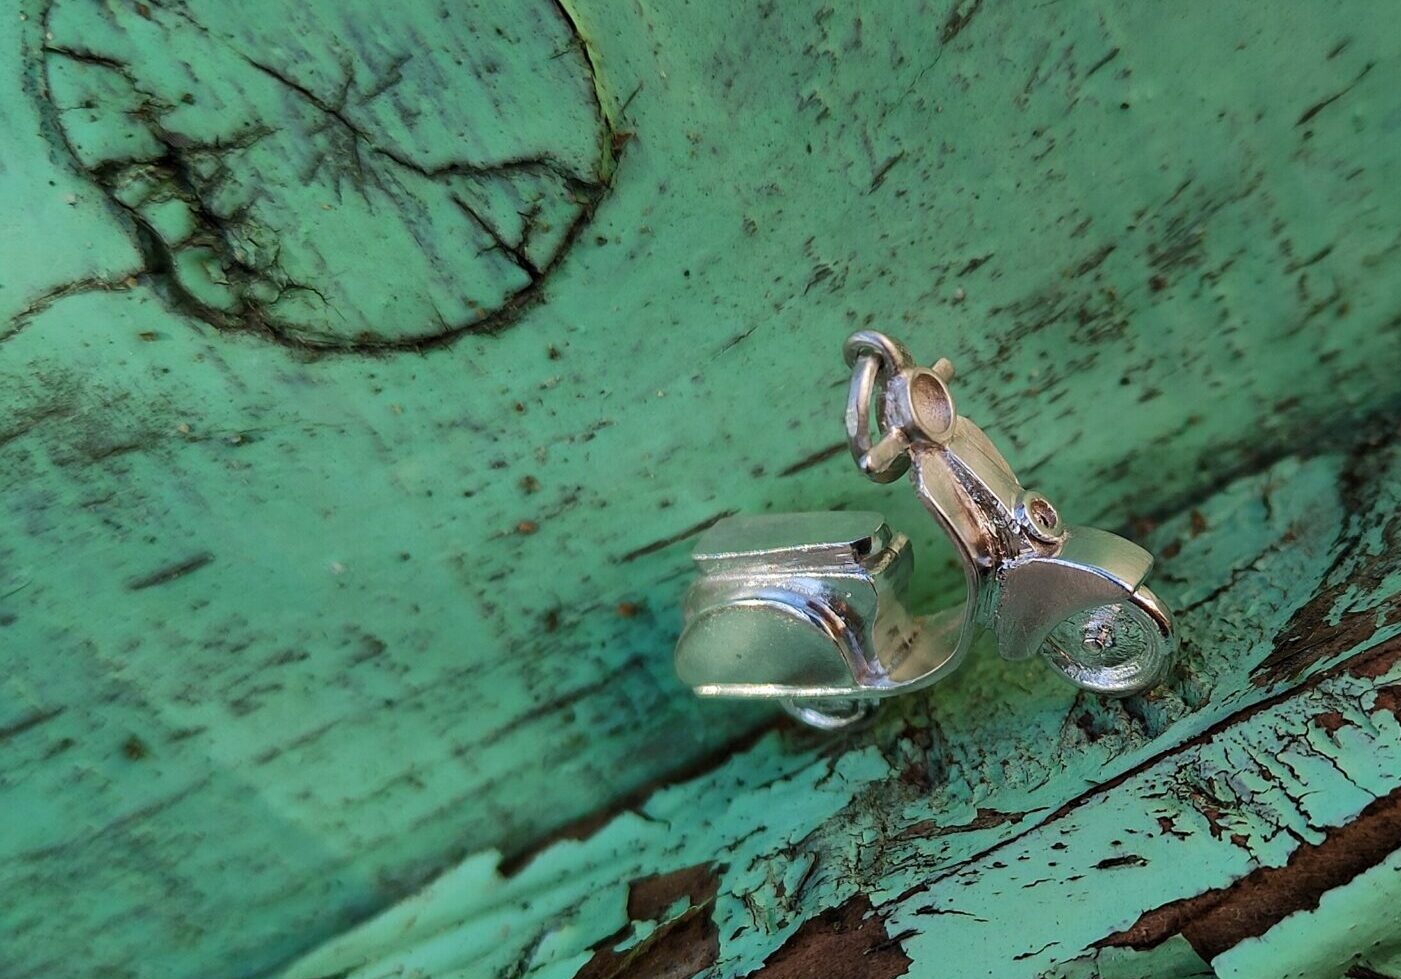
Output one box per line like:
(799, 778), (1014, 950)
(1037, 585), (1175, 697)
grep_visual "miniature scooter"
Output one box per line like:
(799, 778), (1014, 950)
(674, 330), (1175, 729)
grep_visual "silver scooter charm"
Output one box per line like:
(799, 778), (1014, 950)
(674, 330), (1175, 729)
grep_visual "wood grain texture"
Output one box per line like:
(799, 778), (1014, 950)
(279, 444), (1401, 977)
(2, 0), (1400, 976)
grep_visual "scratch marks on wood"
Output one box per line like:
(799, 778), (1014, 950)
(125, 552), (214, 591)
(940, 0), (984, 44)
(1085, 47), (1120, 78)
(958, 253), (994, 276)
(868, 151), (906, 193)
(1071, 243), (1116, 278)
(617, 510), (738, 564)
(16, 777), (214, 862)
(1297, 62), (1375, 127)
(471, 655), (645, 751)
(0, 706), (66, 743)
(1285, 243), (1335, 274)
(717, 323), (760, 355)
(778, 441), (845, 478)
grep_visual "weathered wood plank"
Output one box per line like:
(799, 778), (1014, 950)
(279, 442), (1401, 977)
(2, 0), (1400, 975)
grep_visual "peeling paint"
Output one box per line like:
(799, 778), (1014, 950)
(3, 0), (1401, 976)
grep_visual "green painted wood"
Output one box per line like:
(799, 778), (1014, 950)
(273, 446), (1401, 978)
(3, 0), (1401, 976)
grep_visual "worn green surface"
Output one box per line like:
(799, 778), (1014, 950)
(277, 447), (1401, 978)
(3, 1), (1401, 977)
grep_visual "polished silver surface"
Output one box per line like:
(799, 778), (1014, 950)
(675, 330), (1176, 728)
(675, 511), (963, 728)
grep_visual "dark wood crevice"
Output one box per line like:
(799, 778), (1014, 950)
(497, 719), (780, 877)
(26, 0), (625, 357)
(575, 863), (723, 979)
(1102, 783), (1401, 960)
(749, 894), (913, 979)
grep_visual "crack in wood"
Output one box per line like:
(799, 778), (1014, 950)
(125, 551), (215, 591)
(616, 509), (738, 564)
(0, 706), (66, 743)
(778, 441), (846, 478)
(891, 634), (1401, 911)
(1102, 783), (1401, 960)
(26, 0), (624, 354)
(1297, 62), (1375, 127)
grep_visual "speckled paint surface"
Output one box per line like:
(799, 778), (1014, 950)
(2, 1), (1400, 976)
